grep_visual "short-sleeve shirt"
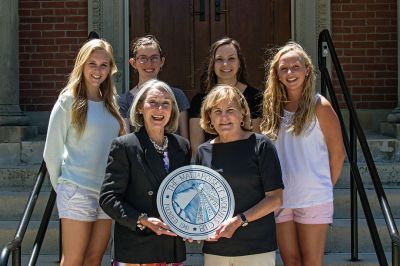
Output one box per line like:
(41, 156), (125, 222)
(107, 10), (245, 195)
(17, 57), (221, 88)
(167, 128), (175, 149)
(195, 133), (284, 256)
(118, 86), (190, 118)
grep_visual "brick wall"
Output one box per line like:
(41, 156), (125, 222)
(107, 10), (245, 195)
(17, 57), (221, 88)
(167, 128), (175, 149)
(331, 0), (397, 109)
(19, 0), (88, 111)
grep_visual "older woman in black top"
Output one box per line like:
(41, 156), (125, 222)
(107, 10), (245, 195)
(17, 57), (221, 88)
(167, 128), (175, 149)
(100, 79), (190, 265)
(196, 84), (283, 266)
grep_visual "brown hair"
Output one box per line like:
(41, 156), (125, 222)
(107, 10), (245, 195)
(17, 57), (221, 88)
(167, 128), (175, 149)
(200, 37), (248, 93)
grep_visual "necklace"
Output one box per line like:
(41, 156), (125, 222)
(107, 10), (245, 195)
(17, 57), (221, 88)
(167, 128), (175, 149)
(150, 136), (168, 154)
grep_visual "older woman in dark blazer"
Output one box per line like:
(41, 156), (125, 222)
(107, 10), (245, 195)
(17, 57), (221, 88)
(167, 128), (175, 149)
(100, 79), (190, 265)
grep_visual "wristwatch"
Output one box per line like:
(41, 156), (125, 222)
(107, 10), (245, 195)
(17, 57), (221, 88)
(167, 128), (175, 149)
(238, 213), (249, 227)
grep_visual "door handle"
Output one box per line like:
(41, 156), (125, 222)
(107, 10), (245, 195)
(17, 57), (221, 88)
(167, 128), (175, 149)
(215, 0), (221, 21)
(193, 0), (205, 21)
(214, 0), (227, 21)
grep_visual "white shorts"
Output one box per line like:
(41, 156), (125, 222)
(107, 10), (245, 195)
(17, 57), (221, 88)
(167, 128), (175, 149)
(56, 182), (110, 222)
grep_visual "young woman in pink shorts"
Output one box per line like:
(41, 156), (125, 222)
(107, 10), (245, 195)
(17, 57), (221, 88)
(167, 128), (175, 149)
(261, 42), (345, 266)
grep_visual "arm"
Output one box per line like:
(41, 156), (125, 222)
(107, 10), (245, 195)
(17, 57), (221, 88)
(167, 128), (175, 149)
(99, 138), (141, 231)
(178, 110), (189, 139)
(43, 95), (70, 190)
(316, 96), (345, 186)
(189, 118), (205, 159)
(123, 118), (131, 134)
(209, 188), (283, 240)
(99, 138), (177, 236)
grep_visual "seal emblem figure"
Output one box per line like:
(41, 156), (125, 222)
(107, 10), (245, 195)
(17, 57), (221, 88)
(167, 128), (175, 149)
(157, 165), (235, 240)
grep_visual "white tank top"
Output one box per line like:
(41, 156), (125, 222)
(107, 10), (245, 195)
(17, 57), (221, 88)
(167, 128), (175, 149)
(274, 94), (333, 208)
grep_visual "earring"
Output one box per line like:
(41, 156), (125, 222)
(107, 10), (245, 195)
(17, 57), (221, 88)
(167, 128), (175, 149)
(210, 123), (214, 129)
(240, 121), (244, 127)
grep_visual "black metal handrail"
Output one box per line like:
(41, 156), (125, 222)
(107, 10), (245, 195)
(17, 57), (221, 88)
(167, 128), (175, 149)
(0, 161), (57, 266)
(318, 29), (400, 266)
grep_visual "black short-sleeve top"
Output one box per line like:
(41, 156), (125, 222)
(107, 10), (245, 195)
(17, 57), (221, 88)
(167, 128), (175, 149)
(188, 85), (262, 119)
(195, 133), (284, 256)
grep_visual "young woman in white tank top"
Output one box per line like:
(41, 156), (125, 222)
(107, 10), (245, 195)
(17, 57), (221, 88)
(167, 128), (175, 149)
(261, 42), (345, 266)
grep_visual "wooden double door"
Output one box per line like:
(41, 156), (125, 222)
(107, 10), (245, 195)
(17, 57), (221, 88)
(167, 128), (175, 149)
(130, 0), (291, 98)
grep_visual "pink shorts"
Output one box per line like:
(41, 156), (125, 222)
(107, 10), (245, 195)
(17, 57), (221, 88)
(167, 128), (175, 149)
(274, 201), (333, 224)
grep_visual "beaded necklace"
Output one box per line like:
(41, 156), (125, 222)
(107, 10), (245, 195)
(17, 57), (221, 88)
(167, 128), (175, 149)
(150, 136), (168, 154)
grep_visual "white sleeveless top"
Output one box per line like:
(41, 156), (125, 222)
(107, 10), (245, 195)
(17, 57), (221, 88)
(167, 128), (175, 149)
(274, 94), (333, 208)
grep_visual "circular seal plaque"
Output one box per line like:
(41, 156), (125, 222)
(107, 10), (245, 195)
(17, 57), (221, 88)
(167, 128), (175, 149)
(157, 165), (235, 240)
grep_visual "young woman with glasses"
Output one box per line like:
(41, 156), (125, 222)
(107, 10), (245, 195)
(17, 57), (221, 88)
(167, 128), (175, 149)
(118, 35), (190, 138)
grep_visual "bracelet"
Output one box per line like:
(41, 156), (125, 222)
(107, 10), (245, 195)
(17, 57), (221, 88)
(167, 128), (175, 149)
(137, 213), (148, 231)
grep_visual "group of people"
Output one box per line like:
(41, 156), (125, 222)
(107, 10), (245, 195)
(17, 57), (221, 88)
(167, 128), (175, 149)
(43, 34), (344, 266)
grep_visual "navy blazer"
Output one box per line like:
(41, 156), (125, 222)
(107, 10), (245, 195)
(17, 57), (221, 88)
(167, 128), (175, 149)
(99, 127), (191, 263)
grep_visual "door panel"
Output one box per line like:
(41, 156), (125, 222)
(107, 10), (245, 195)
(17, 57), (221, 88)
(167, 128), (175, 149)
(130, 0), (291, 98)
(130, 0), (193, 93)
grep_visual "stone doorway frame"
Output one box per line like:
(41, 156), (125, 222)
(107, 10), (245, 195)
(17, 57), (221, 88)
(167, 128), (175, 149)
(88, 0), (331, 94)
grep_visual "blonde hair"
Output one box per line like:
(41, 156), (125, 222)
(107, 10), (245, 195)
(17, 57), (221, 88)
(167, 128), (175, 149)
(61, 39), (125, 136)
(260, 42), (316, 140)
(200, 84), (252, 135)
(130, 79), (179, 134)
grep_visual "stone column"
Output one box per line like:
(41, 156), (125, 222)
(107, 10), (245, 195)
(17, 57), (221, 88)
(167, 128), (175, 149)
(382, 0), (400, 138)
(386, 0), (400, 123)
(0, 0), (28, 126)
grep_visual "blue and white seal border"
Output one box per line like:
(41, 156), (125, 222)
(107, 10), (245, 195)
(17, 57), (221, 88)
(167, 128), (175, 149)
(157, 165), (235, 240)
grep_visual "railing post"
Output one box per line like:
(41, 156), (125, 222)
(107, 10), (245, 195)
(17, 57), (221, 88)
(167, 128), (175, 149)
(12, 248), (20, 266)
(350, 117), (359, 261)
(59, 219), (62, 263)
(394, 241), (400, 266)
(320, 41), (328, 97)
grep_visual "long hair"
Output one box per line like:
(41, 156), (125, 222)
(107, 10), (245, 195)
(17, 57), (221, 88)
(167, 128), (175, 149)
(61, 39), (125, 136)
(200, 37), (248, 93)
(260, 42), (316, 140)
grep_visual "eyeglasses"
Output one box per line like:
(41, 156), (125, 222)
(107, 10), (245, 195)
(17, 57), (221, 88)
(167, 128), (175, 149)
(136, 55), (162, 64)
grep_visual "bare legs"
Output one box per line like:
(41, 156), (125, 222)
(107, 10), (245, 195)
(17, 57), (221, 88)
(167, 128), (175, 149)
(276, 221), (328, 266)
(60, 218), (112, 266)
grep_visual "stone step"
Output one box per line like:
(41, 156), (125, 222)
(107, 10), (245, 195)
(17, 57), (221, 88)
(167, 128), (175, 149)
(4, 253), (393, 266)
(334, 188), (400, 219)
(353, 132), (400, 163)
(4, 161), (398, 191)
(0, 221), (59, 255)
(0, 192), (58, 221)
(0, 139), (45, 166)
(183, 218), (398, 254)
(0, 126), (38, 143)
(0, 220), (395, 258)
(327, 218), (400, 253)
(0, 164), (52, 191)
(381, 121), (400, 139)
(337, 162), (400, 188)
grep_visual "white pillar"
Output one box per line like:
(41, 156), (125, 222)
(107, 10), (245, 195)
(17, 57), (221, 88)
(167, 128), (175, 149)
(0, 0), (28, 125)
(386, 0), (400, 122)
